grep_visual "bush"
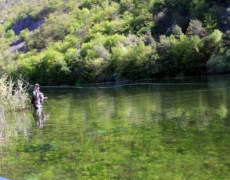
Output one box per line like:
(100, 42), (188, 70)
(0, 74), (30, 112)
(206, 49), (230, 74)
(114, 41), (152, 79)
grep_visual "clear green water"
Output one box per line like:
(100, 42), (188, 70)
(2, 76), (230, 179)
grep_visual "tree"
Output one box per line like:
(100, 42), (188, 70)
(190, 0), (210, 20)
(171, 24), (183, 39)
(170, 34), (202, 76)
(115, 41), (152, 79)
(204, 14), (218, 33)
(186, 19), (207, 38)
(197, 29), (223, 72)
(206, 49), (230, 74)
(5, 29), (15, 41)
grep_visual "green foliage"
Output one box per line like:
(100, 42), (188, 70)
(207, 29), (223, 44)
(0, 25), (5, 38)
(65, 48), (80, 64)
(171, 34), (203, 76)
(207, 5), (229, 32)
(171, 24), (183, 39)
(155, 35), (171, 77)
(4, 80), (230, 179)
(186, 19), (207, 38)
(164, 0), (191, 15)
(42, 13), (73, 40)
(17, 48), (74, 85)
(204, 14), (218, 33)
(114, 41), (152, 79)
(47, 0), (64, 12)
(0, 74), (30, 111)
(41, 49), (71, 84)
(194, 29), (223, 74)
(206, 49), (230, 74)
(221, 30), (230, 52)
(25, 29), (45, 50)
(190, 0), (210, 20)
(5, 30), (15, 40)
(129, 12), (153, 35)
(0, 0), (229, 84)
(156, 34), (204, 77)
(17, 52), (43, 81)
(199, 29), (223, 58)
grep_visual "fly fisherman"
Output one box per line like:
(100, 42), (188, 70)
(32, 83), (48, 128)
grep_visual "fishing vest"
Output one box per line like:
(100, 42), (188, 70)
(31, 90), (43, 108)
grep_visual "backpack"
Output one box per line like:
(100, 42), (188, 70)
(31, 96), (35, 104)
(31, 91), (37, 104)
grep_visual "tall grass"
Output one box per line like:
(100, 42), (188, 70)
(0, 109), (6, 143)
(0, 74), (30, 144)
(0, 74), (30, 112)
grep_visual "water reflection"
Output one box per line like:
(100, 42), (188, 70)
(0, 111), (33, 144)
(2, 76), (230, 179)
(33, 108), (46, 129)
(0, 110), (34, 179)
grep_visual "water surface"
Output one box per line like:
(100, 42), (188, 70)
(1, 76), (230, 179)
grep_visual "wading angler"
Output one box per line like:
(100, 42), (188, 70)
(31, 83), (48, 128)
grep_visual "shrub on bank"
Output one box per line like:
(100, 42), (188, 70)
(0, 74), (30, 112)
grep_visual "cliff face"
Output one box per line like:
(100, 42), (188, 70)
(11, 16), (45, 35)
(9, 39), (27, 53)
(9, 16), (45, 53)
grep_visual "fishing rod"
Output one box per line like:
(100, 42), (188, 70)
(42, 97), (55, 109)
(2, 70), (31, 91)
(40, 82), (207, 89)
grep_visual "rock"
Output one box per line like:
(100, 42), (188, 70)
(9, 39), (27, 53)
(11, 16), (45, 35)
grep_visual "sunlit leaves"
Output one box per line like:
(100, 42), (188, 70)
(43, 49), (70, 74)
(156, 34), (204, 77)
(0, 25), (6, 38)
(171, 24), (182, 39)
(18, 55), (42, 78)
(170, 34), (202, 76)
(114, 41), (152, 79)
(207, 29), (222, 44)
(5, 30), (15, 41)
(89, 19), (127, 37)
(65, 48), (80, 64)
(129, 12), (153, 35)
(0, 0), (229, 84)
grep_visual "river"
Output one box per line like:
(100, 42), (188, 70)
(1, 76), (230, 179)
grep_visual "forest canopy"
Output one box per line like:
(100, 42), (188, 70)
(0, 0), (230, 85)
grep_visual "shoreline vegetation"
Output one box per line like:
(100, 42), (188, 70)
(0, 0), (230, 85)
(0, 74), (30, 144)
(0, 74), (30, 112)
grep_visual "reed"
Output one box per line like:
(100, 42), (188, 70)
(0, 74), (30, 112)
(0, 109), (6, 143)
(0, 74), (30, 144)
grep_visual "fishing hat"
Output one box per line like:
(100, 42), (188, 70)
(34, 83), (40, 87)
